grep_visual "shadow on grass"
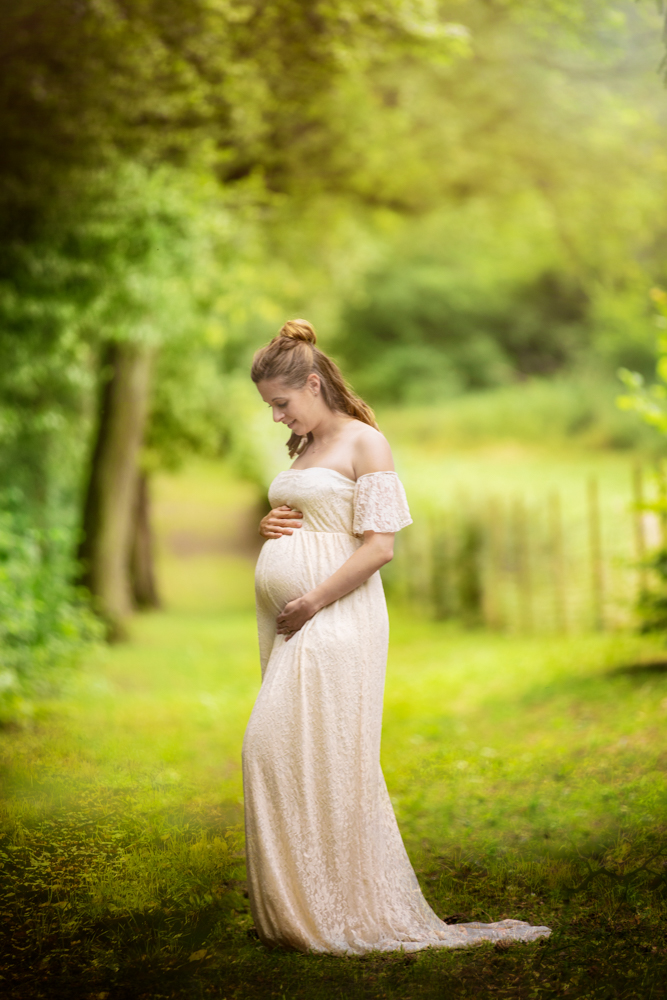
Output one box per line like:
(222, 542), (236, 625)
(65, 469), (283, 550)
(2, 789), (667, 1000)
(609, 659), (667, 678)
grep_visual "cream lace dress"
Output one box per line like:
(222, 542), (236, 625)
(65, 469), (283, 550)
(242, 468), (551, 955)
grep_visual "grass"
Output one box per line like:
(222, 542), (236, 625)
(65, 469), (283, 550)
(1, 457), (667, 998)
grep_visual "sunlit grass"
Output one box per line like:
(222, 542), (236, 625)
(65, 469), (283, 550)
(2, 603), (667, 997)
(383, 620), (667, 859)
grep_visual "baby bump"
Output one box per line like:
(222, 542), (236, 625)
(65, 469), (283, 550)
(255, 531), (358, 615)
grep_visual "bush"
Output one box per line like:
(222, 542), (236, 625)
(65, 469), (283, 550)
(635, 548), (667, 633)
(0, 503), (102, 724)
(334, 262), (590, 405)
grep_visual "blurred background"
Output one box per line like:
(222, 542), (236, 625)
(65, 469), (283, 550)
(2, 0), (667, 707)
(6, 5), (667, 993)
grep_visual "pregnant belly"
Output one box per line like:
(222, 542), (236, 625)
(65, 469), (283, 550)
(255, 531), (359, 615)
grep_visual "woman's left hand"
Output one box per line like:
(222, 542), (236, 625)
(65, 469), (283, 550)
(276, 594), (320, 640)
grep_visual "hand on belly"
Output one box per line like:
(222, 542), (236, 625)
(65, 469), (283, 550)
(276, 593), (319, 640)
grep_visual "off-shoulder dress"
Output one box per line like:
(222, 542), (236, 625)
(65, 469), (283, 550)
(242, 468), (551, 955)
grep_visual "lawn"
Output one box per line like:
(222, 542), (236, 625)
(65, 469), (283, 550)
(1, 457), (667, 999)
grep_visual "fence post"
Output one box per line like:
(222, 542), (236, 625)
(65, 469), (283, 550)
(513, 497), (533, 633)
(656, 460), (667, 547)
(588, 477), (604, 630)
(549, 490), (566, 633)
(485, 496), (503, 629)
(431, 512), (453, 621)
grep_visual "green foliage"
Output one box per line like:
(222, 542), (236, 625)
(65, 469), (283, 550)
(335, 261), (590, 403)
(380, 375), (658, 451)
(0, 0), (466, 223)
(0, 503), (102, 724)
(145, 344), (225, 474)
(635, 548), (667, 633)
(0, 163), (214, 509)
(617, 288), (667, 436)
(614, 289), (667, 634)
(327, 1), (667, 403)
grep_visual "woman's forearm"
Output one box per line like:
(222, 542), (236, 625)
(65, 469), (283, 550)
(307, 535), (394, 613)
(276, 533), (395, 637)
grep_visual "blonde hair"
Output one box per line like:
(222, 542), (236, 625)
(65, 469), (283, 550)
(251, 319), (378, 457)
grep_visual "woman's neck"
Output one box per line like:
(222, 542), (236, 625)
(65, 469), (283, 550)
(307, 410), (353, 453)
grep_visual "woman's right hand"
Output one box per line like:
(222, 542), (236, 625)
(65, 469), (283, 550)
(259, 505), (303, 539)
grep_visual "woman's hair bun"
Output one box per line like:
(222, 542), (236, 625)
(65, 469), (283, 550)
(278, 319), (317, 345)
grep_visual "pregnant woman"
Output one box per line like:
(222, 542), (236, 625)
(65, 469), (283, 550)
(242, 319), (551, 955)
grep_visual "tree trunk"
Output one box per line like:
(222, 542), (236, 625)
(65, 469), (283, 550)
(130, 469), (161, 610)
(78, 341), (154, 639)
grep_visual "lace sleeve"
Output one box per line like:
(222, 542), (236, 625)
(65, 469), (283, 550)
(352, 471), (412, 536)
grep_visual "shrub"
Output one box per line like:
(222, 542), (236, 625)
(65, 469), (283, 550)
(0, 503), (102, 724)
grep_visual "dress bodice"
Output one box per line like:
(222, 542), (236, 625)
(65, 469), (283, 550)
(268, 468), (412, 537)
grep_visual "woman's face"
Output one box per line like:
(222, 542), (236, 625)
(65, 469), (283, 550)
(257, 375), (322, 436)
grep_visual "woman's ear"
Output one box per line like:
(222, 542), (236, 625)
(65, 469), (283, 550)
(306, 373), (321, 395)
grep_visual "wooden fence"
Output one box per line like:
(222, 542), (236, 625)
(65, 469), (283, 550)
(385, 464), (665, 633)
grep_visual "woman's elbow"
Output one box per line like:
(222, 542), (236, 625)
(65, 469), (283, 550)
(376, 542), (394, 566)
(363, 532), (394, 567)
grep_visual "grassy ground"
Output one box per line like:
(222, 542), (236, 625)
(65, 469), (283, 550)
(2, 459), (667, 998)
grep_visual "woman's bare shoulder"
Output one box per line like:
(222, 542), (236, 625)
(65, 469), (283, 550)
(348, 422), (394, 477)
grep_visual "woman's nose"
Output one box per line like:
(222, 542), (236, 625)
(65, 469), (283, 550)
(273, 409), (284, 423)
